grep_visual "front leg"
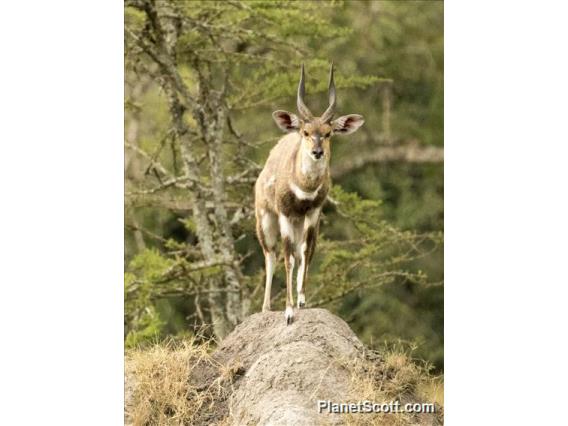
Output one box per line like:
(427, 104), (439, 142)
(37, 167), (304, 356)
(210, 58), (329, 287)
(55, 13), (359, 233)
(284, 244), (295, 324)
(279, 214), (296, 324)
(297, 208), (320, 309)
(296, 240), (307, 309)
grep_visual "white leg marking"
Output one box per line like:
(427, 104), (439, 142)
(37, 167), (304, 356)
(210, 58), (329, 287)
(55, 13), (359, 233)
(285, 306), (294, 324)
(262, 252), (275, 312)
(279, 214), (295, 243)
(286, 254), (295, 319)
(280, 216), (299, 325)
(297, 210), (319, 309)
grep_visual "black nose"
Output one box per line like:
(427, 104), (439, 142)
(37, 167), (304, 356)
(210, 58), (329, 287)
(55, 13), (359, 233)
(312, 148), (323, 159)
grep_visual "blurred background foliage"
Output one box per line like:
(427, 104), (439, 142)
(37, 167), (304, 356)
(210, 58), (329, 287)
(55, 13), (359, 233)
(125, 0), (443, 370)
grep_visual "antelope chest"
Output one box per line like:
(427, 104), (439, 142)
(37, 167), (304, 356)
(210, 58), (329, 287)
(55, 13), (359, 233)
(278, 181), (328, 217)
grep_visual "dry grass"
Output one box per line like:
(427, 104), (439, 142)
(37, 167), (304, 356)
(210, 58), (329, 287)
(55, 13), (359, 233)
(125, 339), (443, 426)
(346, 348), (444, 426)
(125, 338), (236, 426)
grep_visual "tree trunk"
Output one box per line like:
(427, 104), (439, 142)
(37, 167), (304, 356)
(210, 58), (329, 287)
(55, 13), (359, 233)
(130, 0), (252, 339)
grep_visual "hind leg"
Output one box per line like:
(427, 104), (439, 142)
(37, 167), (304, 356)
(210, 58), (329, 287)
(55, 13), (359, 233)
(256, 209), (278, 312)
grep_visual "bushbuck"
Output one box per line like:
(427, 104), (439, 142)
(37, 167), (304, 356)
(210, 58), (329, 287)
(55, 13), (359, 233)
(255, 63), (365, 324)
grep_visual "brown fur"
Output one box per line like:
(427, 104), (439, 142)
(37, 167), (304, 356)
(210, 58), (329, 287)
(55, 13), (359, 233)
(255, 132), (330, 220)
(255, 130), (330, 321)
(255, 65), (364, 323)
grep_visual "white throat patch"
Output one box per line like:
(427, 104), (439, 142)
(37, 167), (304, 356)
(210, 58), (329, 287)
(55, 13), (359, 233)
(289, 182), (322, 201)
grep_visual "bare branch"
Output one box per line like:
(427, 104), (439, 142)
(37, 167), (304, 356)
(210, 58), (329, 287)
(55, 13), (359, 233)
(125, 175), (191, 196)
(125, 141), (173, 180)
(331, 140), (444, 179)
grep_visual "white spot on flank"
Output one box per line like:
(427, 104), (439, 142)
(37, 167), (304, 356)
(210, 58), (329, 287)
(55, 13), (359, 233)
(290, 182), (322, 201)
(279, 214), (294, 241)
(265, 175), (276, 188)
(261, 212), (278, 248)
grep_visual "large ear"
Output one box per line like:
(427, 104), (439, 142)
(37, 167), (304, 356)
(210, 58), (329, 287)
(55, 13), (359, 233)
(272, 110), (302, 132)
(332, 114), (365, 135)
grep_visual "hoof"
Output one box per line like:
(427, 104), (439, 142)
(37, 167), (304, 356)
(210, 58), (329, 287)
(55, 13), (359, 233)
(285, 306), (294, 325)
(298, 301), (305, 308)
(297, 294), (305, 309)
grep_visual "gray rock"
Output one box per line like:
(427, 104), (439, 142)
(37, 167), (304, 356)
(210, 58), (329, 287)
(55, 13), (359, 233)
(215, 308), (365, 425)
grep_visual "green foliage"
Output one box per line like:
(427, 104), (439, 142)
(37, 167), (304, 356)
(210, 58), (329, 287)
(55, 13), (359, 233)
(125, 250), (174, 346)
(125, 305), (164, 348)
(300, 186), (437, 310)
(130, 248), (175, 280)
(125, 0), (443, 367)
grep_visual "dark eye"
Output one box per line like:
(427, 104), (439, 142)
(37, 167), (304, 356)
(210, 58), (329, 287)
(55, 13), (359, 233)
(303, 131), (309, 137)
(324, 132), (331, 138)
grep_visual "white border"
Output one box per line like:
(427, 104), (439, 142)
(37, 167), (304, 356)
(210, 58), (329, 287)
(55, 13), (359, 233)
(0, 2), (123, 424)
(1, 1), (568, 425)
(446, 1), (568, 424)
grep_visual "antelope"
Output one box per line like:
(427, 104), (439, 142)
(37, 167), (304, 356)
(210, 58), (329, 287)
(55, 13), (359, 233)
(255, 63), (365, 324)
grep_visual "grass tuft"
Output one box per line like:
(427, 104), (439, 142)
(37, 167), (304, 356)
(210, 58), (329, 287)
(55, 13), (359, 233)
(125, 338), (228, 426)
(346, 345), (443, 425)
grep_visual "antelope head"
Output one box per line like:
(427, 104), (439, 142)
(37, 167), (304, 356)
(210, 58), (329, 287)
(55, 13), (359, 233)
(272, 63), (365, 162)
